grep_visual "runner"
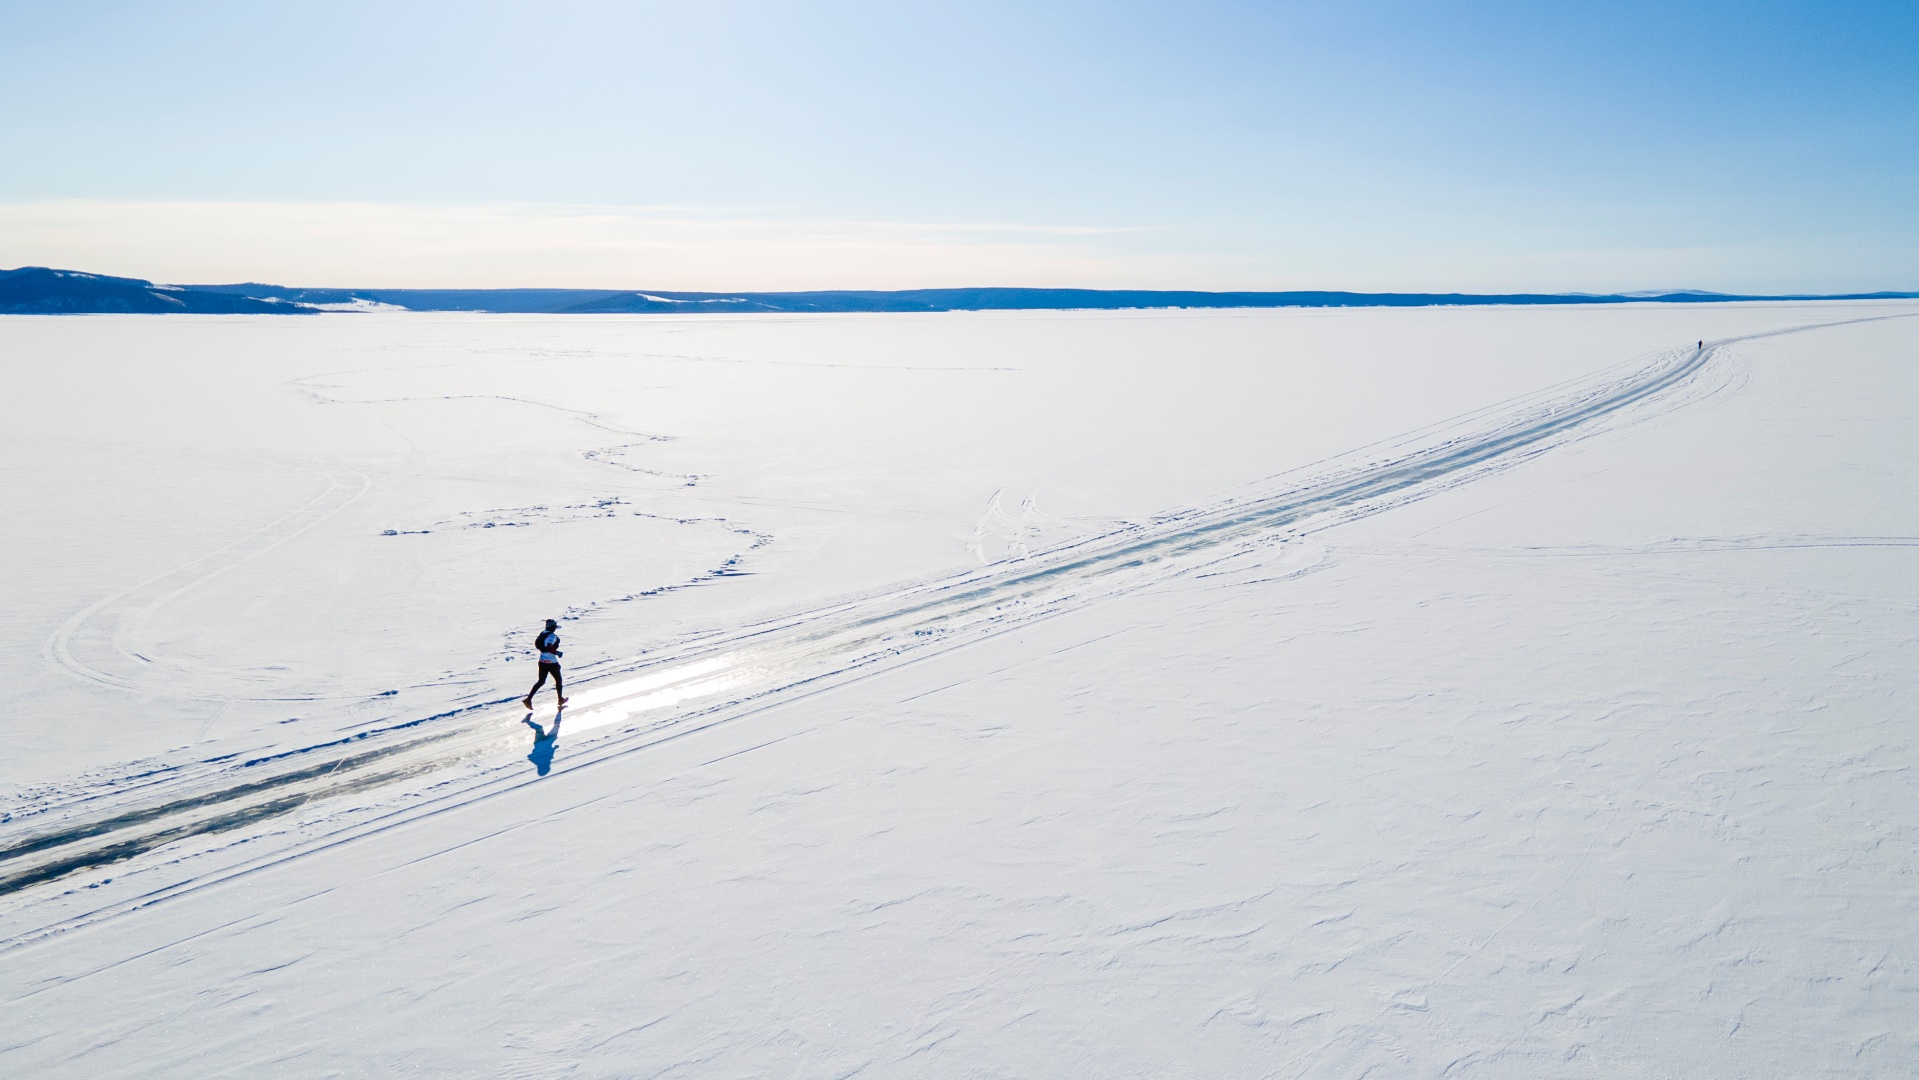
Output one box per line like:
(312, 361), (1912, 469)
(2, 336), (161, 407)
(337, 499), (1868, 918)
(521, 618), (568, 710)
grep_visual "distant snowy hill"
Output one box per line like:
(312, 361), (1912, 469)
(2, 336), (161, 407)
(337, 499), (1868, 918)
(194, 282), (1919, 313)
(9, 266), (1918, 314)
(0, 267), (319, 314)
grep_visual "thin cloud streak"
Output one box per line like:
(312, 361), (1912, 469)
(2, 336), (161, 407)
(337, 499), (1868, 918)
(3, 201), (1904, 296)
(0, 201), (1188, 290)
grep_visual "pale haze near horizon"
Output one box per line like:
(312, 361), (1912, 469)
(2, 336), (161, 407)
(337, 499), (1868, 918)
(1, 0), (1913, 292)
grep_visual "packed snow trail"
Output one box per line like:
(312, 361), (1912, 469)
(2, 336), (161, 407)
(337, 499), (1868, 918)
(0, 316), (1901, 930)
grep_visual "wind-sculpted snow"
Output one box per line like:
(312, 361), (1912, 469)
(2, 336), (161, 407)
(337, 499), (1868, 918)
(0, 315), (1898, 946)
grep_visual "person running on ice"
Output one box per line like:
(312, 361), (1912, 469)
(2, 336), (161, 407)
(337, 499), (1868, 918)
(522, 618), (568, 710)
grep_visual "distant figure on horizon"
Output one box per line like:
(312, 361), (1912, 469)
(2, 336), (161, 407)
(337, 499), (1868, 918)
(522, 618), (568, 710)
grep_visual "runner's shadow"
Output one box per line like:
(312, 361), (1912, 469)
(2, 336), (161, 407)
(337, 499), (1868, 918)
(524, 713), (563, 776)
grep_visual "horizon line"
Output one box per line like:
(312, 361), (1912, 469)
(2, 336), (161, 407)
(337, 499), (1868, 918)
(6, 266), (1919, 317)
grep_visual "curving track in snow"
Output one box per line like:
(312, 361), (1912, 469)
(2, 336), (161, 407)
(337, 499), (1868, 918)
(46, 465), (373, 700)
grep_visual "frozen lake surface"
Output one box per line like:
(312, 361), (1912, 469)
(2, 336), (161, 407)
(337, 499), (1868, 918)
(2, 303), (1916, 1075)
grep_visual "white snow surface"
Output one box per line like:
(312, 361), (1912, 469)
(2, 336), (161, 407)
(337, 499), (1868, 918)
(2, 303), (1917, 1075)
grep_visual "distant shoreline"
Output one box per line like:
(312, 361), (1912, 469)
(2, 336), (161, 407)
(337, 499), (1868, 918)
(5, 265), (1916, 316)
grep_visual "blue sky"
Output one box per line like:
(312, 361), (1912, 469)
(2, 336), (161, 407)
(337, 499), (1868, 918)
(1, 1), (1913, 290)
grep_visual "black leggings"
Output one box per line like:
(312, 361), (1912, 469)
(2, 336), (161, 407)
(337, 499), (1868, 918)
(527, 662), (564, 701)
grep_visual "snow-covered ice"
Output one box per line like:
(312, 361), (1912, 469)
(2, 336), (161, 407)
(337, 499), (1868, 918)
(2, 303), (1916, 1075)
